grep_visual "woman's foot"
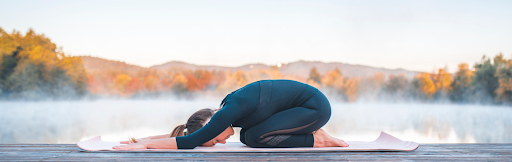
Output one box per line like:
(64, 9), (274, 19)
(313, 129), (349, 147)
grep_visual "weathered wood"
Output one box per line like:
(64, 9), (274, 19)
(0, 144), (511, 161)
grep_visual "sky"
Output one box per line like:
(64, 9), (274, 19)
(1, 0), (511, 73)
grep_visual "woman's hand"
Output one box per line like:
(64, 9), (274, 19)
(112, 143), (148, 150)
(115, 138), (179, 150)
(120, 137), (147, 144)
(119, 140), (130, 144)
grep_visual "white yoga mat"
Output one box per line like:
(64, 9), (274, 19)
(77, 132), (419, 152)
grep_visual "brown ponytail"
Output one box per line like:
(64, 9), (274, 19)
(170, 124), (186, 137)
(127, 124), (186, 143)
(168, 108), (215, 138)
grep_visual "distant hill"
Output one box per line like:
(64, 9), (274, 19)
(279, 61), (419, 78)
(80, 56), (419, 78)
(150, 61), (270, 72)
(151, 60), (419, 78)
(80, 56), (147, 74)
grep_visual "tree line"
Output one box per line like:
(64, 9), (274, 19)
(309, 54), (512, 104)
(1, 28), (511, 104)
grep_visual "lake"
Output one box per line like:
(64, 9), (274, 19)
(1, 99), (511, 144)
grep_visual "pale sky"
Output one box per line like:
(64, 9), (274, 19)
(1, 0), (511, 73)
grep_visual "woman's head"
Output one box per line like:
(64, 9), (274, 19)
(170, 108), (215, 137)
(170, 108), (234, 146)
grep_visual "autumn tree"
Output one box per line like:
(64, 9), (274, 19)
(211, 70), (226, 86)
(125, 77), (143, 95)
(171, 72), (188, 93)
(320, 68), (344, 99)
(343, 78), (359, 102)
(194, 69), (213, 91)
(142, 74), (159, 92)
(113, 74), (131, 95)
(185, 73), (198, 91)
(58, 56), (88, 95)
(233, 70), (247, 87)
(412, 73), (436, 100)
(433, 68), (452, 100)
(0, 28), (88, 99)
(322, 68), (343, 88)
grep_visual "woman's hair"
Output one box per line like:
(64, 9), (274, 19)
(128, 108), (216, 143)
(170, 108), (216, 137)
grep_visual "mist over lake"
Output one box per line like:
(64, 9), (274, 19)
(2, 28), (512, 146)
(1, 99), (511, 144)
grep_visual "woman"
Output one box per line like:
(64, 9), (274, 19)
(113, 80), (349, 150)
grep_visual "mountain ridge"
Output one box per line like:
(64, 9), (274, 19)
(80, 56), (420, 78)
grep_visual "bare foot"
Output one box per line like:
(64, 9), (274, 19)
(313, 129), (349, 147)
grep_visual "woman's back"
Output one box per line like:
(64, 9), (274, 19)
(228, 80), (319, 128)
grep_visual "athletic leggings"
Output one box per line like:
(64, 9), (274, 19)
(239, 91), (331, 148)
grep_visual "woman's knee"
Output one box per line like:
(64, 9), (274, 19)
(303, 93), (331, 116)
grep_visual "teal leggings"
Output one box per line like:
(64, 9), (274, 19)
(239, 91), (331, 148)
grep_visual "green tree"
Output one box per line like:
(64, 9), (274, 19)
(495, 54), (512, 104)
(472, 54), (503, 103)
(308, 67), (321, 84)
(450, 63), (473, 102)
(383, 74), (409, 101)
(358, 73), (385, 100)
(384, 74), (408, 94)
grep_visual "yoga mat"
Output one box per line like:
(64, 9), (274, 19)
(77, 132), (419, 152)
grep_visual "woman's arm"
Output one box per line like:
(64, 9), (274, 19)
(120, 134), (171, 144)
(113, 137), (178, 150)
(145, 134), (171, 140)
(175, 102), (243, 149)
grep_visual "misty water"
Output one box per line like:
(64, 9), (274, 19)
(1, 99), (511, 144)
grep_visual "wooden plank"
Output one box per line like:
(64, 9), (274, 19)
(0, 144), (511, 161)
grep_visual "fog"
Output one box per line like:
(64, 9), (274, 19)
(1, 99), (511, 144)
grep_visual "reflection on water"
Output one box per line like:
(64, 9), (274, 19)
(1, 100), (511, 144)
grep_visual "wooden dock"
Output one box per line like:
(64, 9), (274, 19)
(0, 144), (511, 161)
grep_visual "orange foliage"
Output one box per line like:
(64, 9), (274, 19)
(125, 78), (143, 95)
(113, 74), (131, 95)
(194, 70), (213, 91)
(433, 69), (452, 92)
(344, 78), (359, 102)
(144, 74), (159, 92)
(186, 73), (198, 91)
(171, 73), (188, 92)
(415, 73), (436, 98)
